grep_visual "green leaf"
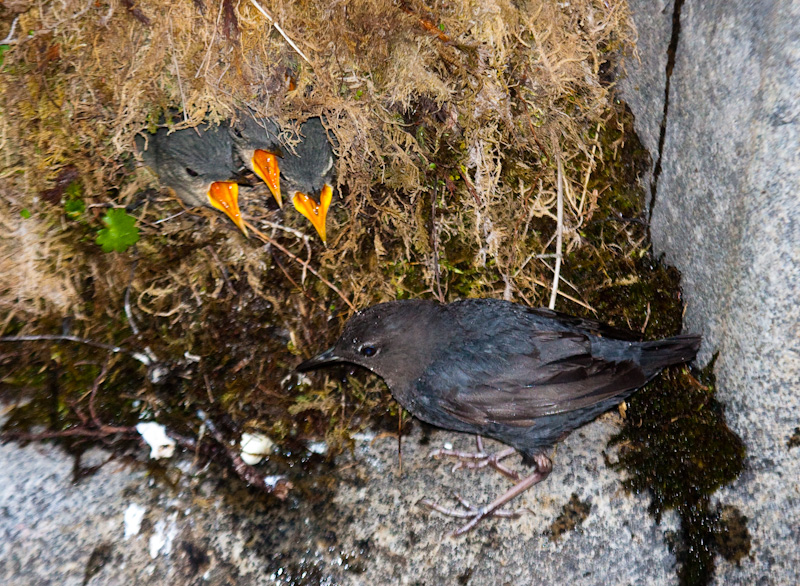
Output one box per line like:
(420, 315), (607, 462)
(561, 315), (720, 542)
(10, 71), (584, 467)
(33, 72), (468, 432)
(64, 197), (85, 219)
(0, 45), (9, 67)
(20, 208), (31, 219)
(96, 208), (139, 253)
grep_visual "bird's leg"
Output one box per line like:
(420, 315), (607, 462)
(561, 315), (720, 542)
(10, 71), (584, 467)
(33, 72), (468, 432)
(421, 453), (553, 536)
(429, 435), (520, 480)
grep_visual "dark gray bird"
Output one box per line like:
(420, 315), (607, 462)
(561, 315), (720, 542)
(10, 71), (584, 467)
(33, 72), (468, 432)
(298, 298), (701, 534)
(230, 113), (335, 242)
(137, 123), (247, 235)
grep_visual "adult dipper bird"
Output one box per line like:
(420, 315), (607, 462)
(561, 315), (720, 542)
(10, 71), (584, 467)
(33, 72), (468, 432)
(231, 114), (335, 242)
(298, 298), (701, 535)
(137, 123), (247, 235)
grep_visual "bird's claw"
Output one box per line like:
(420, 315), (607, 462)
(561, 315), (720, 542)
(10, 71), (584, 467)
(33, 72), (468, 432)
(419, 493), (524, 535)
(429, 444), (520, 480)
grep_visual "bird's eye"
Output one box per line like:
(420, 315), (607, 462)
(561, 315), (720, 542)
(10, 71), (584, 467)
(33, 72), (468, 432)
(359, 344), (378, 357)
(185, 167), (199, 177)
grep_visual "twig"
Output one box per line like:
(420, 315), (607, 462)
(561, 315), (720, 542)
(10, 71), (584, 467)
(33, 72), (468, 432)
(3, 0), (93, 45)
(246, 222), (355, 311)
(536, 258), (583, 296)
(204, 245), (235, 296)
(398, 4), (451, 42)
(549, 142), (564, 310)
(531, 278), (596, 313)
(0, 308), (16, 338)
(153, 210), (188, 225)
(3, 425), (137, 442)
(196, 0), (225, 78)
(88, 360), (111, 424)
(431, 186), (444, 303)
(1, 16), (19, 44)
(269, 248), (327, 313)
(578, 122), (601, 218)
(259, 219), (311, 243)
(124, 261), (141, 335)
(124, 260), (159, 363)
(248, 0), (312, 66)
(0, 335), (152, 365)
(167, 17), (188, 122)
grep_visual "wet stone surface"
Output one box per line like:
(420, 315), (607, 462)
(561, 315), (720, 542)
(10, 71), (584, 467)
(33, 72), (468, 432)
(1, 414), (678, 585)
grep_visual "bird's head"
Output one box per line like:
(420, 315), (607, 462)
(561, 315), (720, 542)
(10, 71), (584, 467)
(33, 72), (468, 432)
(297, 300), (444, 391)
(137, 124), (247, 235)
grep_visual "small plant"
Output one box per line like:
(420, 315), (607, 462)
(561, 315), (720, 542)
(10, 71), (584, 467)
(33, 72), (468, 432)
(96, 208), (139, 252)
(64, 198), (85, 219)
(63, 181), (86, 220)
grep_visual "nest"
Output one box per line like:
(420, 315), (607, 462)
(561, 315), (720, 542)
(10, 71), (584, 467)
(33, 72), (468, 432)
(1, 0), (633, 312)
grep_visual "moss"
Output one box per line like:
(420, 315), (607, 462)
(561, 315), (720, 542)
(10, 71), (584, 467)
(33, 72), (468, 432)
(788, 427), (800, 449)
(549, 493), (592, 541)
(609, 358), (746, 585)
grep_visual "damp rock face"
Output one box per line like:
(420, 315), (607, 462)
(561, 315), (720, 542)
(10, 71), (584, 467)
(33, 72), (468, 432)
(621, 0), (800, 583)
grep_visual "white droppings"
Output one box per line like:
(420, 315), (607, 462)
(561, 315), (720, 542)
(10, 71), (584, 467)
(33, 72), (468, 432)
(123, 503), (146, 539)
(240, 432), (274, 465)
(263, 475), (285, 490)
(281, 372), (312, 388)
(148, 514), (178, 559)
(307, 440), (328, 455)
(351, 431), (376, 442)
(136, 422), (176, 459)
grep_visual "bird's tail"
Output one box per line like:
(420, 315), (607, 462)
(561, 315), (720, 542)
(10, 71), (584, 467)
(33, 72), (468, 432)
(640, 334), (702, 374)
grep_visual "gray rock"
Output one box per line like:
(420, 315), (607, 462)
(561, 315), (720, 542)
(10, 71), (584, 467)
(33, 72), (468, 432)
(617, 0), (674, 162)
(622, 0), (800, 583)
(0, 419), (678, 585)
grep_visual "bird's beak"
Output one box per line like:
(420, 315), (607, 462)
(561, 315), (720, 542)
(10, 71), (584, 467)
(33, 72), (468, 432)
(252, 150), (282, 207)
(296, 347), (340, 371)
(208, 181), (248, 236)
(292, 183), (333, 243)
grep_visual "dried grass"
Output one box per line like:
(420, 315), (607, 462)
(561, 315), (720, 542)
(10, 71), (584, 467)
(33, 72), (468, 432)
(0, 190), (81, 318)
(0, 0), (634, 344)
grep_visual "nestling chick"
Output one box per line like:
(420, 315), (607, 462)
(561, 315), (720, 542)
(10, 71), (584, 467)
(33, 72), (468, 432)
(231, 113), (335, 242)
(137, 123), (247, 235)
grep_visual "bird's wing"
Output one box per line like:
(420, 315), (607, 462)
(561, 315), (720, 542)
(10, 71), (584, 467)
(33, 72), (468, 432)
(526, 307), (644, 341)
(431, 330), (647, 427)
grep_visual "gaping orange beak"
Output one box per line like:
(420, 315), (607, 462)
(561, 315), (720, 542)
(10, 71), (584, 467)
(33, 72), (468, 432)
(292, 184), (332, 243)
(208, 181), (248, 236)
(252, 150), (282, 207)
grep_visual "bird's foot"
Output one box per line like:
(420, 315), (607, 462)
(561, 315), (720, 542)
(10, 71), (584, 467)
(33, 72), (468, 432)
(419, 494), (524, 536)
(421, 452), (553, 536)
(429, 436), (520, 480)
